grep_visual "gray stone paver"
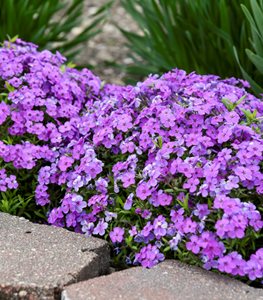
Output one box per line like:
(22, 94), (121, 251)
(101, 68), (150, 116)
(0, 212), (110, 300)
(62, 260), (263, 300)
(1, 212), (263, 300)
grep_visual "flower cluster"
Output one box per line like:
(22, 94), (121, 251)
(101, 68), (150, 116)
(0, 39), (263, 284)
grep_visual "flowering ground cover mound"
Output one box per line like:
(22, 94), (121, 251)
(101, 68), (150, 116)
(0, 39), (263, 285)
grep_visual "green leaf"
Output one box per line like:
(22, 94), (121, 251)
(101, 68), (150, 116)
(246, 49), (263, 73)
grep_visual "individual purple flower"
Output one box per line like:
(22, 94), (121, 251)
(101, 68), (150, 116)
(71, 194), (87, 213)
(116, 114), (133, 132)
(193, 204), (210, 220)
(218, 255), (236, 274)
(136, 182), (152, 200)
(234, 166), (253, 181)
(224, 175), (239, 190)
(129, 226), (137, 237)
(58, 155), (74, 172)
(153, 215), (168, 239)
(186, 235), (201, 254)
(217, 126), (232, 143)
(85, 160), (103, 179)
(141, 221), (153, 238)
(5, 175), (18, 189)
(95, 177), (108, 194)
(82, 221), (95, 237)
(93, 219), (108, 236)
(169, 232), (182, 251)
(109, 227), (125, 243)
(121, 172), (135, 188)
(182, 218), (197, 234)
(124, 193), (134, 210)
(244, 260), (262, 281)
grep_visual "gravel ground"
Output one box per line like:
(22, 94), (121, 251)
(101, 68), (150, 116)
(74, 0), (139, 85)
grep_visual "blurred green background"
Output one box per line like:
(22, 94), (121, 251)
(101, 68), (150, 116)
(1, 0), (262, 94)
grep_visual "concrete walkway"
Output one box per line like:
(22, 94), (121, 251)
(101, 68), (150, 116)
(1, 213), (263, 300)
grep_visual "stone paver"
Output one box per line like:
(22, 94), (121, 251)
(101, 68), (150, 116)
(62, 260), (263, 300)
(0, 212), (110, 300)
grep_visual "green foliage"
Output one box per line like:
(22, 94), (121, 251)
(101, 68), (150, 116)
(0, 191), (46, 221)
(0, 0), (112, 61)
(235, 0), (263, 94)
(121, 0), (263, 94)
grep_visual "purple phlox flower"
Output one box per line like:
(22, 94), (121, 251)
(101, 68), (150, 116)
(136, 182), (152, 200)
(203, 258), (219, 271)
(236, 149), (252, 164)
(61, 195), (75, 214)
(71, 194), (87, 213)
(116, 114), (133, 132)
(93, 219), (108, 236)
(247, 141), (263, 158)
(234, 166), (253, 181)
(170, 208), (184, 224)
(71, 175), (85, 191)
(251, 249), (263, 270)
(157, 141), (176, 159)
(193, 203), (210, 220)
(153, 215), (168, 239)
(66, 212), (78, 227)
(183, 177), (200, 193)
(58, 155), (74, 171)
(224, 111), (240, 124)
(88, 194), (108, 207)
(154, 190), (173, 207)
(170, 157), (183, 175)
(134, 244), (165, 268)
(5, 175), (18, 189)
(85, 159), (103, 179)
(169, 232), (182, 251)
(120, 140), (135, 154)
(48, 207), (64, 225)
(217, 148), (232, 162)
(182, 217), (197, 234)
(185, 133), (200, 147)
(177, 162), (194, 178)
(217, 126), (232, 143)
(141, 221), (153, 237)
(229, 252), (246, 276)
(129, 226), (137, 237)
(104, 211), (117, 222)
(109, 227), (125, 243)
(82, 220), (94, 237)
(222, 198), (241, 215)
(95, 177), (108, 194)
(186, 235), (201, 254)
(124, 193), (134, 210)
(159, 108), (175, 128)
(224, 175), (239, 190)
(213, 195), (231, 209)
(121, 171), (135, 188)
(244, 259), (262, 281)
(218, 255), (236, 274)
(215, 217), (231, 238)
(201, 238), (225, 260)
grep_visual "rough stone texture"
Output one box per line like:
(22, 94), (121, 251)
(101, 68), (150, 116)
(0, 212), (110, 300)
(62, 260), (263, 300)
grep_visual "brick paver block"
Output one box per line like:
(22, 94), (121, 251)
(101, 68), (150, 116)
(0, 212), (110, 300)
(62, 260), (263, 300)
